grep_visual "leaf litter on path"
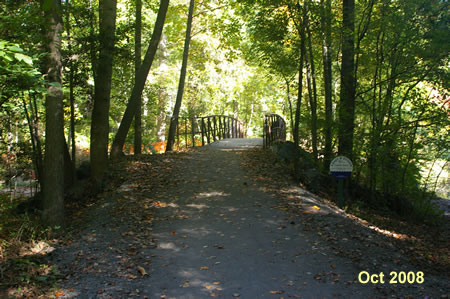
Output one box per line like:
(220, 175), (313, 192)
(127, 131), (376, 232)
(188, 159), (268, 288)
(47, 145), (449, 299)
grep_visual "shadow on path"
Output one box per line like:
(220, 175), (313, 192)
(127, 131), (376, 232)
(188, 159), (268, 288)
(51, 138), (447, 298)
(141, 138), (374, 298)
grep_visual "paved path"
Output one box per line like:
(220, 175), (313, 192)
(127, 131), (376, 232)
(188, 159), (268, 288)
(53, 138), (448, 298)
(141, 139), (374, 298)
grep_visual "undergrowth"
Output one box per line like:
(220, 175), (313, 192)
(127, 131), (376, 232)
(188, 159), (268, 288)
(0, 194), (62, 298)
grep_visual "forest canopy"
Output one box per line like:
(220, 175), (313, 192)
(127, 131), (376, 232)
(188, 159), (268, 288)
(0, 0), (448, 225)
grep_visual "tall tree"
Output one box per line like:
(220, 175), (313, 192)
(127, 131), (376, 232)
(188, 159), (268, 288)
(134, 0), (142, 155)
(338, 0), (356, 160)
(65, 0), (76, 183)
(110, 0), (170, 158)
(166, 0), (195, 152)
(321, 0), (333, 168)
(293, 2), (307, 151)
(305, 4), (318, 162)
(41, 0), (65, 226)
(90, 0), (117, 184)
(154, 33), (169, 142)
(22, 94), (44, 187)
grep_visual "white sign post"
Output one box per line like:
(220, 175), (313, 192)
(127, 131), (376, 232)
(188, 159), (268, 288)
(330, 156), (353, 208)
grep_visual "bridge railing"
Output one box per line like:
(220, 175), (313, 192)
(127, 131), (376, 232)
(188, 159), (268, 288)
(263, 114), (286, 148)
(171, 115), (246, 149)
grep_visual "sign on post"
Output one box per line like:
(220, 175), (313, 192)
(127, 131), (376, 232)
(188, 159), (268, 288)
(330, 156), (353, 178)
(330, 156), (353, 208)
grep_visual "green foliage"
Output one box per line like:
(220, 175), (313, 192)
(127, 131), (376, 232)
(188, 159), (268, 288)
(0, 0), (447, 223)
(0, 41), (44, 102)
(233, 0), (449, 220)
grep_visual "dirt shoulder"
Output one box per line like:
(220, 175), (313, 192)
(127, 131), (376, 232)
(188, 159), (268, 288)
(240, 147), (449, 297)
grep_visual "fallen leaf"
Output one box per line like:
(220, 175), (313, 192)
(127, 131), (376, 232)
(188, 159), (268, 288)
(171, 231), (177, 235)
(269, 290), (284, 294)
(55, 291), (65, 297)
(213, 281), (221, 285)
(313, 205), (320, 210)
(137, 266), (148, 276)
(205, 285), (214, 289)
(200, 266), (209, 270)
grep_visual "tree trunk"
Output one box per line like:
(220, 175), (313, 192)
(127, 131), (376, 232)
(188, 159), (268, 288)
(22, 97), (43, 187)
(32, 95), (44, 185)
(368, 29), (383, 202)
(90, 0), (117, 184)
(338, 0), (356, 160)
(321, 0), (333, 169)
(23, 94), (44, 187)
(401, 110), (425, 191)
(89, 0), (97, 83)
(66, 0), (77, 182)
(41, 0), (65, 226)
(432, 161), (448, 194)
(284, 78), (294, 136)
(134, 0), (142, 155)
(247, 103), (254, 136)
(306, 13), (318, 162)
(154, 33), (169, 142)
(166, 0), (195, 152)
(293, 3), (307, 150)
(110, 0), (170, 158)
(293, 2), (307, 178)
(63, 138), (75, 188)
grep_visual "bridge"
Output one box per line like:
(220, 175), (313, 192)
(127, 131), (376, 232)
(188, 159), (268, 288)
(170, 114), (286, 149)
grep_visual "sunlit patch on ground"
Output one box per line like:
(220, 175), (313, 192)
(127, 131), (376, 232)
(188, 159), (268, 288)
(186, 203), (209, 209)
(177, 227), (216, 238)
(367, 225), (412, 240)
(21, 240), (55, 256)
(196, 191), (230, 199)
(158, 242), (179, 251)
(345, 213), (418, 241)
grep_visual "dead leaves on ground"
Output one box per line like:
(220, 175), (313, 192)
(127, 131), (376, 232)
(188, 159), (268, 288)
(137, 265), (148, 276)
(269, 290), (284, 294)
(241, 149), (450, 278)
